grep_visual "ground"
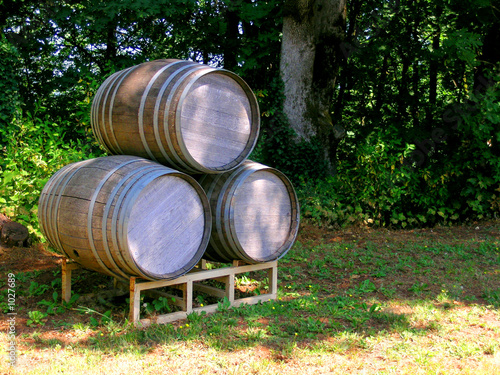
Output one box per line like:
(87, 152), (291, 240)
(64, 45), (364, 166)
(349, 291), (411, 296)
(0, 219), (499, 374)
(0, 219), (498, 333)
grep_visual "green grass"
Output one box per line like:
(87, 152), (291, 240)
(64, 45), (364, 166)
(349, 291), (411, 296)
(1, 222), (499, 374)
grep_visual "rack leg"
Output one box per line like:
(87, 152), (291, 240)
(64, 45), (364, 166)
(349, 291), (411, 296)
(226, 274), (235, 303)
(129, 277), (141, 324)
(61, 258), (80, 303)
(268, 264), (278, 297)
(185, 281), (193, 314)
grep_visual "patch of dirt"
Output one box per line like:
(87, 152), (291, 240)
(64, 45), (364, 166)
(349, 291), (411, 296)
(0, 236), (121, 346)
(0, 242), (63, 273)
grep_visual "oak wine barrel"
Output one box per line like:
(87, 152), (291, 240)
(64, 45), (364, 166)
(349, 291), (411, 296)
(38, 155), (211, 280)
(91, 59), (260, 174)
(197, 161), (300, 263)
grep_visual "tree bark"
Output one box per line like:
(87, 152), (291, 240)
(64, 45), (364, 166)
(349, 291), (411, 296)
(104, 21), (118, 72)
(280, 0), (346, 173)
(223, 4), (240, 71)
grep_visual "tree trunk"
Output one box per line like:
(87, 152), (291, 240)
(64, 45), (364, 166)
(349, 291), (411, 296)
(223, 4), (239, 71)
(104, 21), (117, 72)
(280, 0), (346, 173)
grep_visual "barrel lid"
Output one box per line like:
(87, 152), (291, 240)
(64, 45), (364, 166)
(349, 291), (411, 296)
(228, 165), (300, 262)
(177, 70), (260, 172)
(125, 173), (211, 280)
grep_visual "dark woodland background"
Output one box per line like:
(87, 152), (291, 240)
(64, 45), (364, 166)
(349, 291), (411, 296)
(0, 0), (499, 237)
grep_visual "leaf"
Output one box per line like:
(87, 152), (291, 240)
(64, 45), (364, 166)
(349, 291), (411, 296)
(417, 215), (427, 223)
(2, 171), (16, 184)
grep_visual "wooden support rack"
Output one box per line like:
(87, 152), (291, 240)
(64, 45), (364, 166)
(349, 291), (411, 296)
(61, 258), (278, 327)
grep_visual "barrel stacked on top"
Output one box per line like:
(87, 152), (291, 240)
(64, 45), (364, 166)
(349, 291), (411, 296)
(38, 59), (300, 281)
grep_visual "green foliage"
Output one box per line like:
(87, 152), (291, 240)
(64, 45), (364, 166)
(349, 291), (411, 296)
(28, 281), (50, 297)
(0, 34), (19, 146)
(298, 81), (500, 229)
(27, 310), (47, 327)
(2, 0), (282, 117)
(250, 77), (330, 181)
(456, 70), (500, 219)
(6, 228), (500, 373)
(0, 108), (104, 238)
(217, 296), (232, 313)
(482, 288), (500, 307)
(295, 0), (500, 228)
(142, 296), (175, 316)
(75, 306), (113, 328)
(38, 291), (80, 315)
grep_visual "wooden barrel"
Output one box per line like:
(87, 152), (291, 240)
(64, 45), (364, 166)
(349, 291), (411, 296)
(38, 155), (211, 280)
(197, 161), (300, 263)
(91, 59), (260, 174)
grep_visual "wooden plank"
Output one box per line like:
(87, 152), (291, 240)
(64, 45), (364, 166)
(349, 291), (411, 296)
(231, 293), (276, 308)
(227, 274), (235, 303)
(139, 311), (189, 327)
(185, 281), (193, 314)
(229, 261), (279, 275)
(137, 303), (221, 327)
(61, 258), (278, 327)
(268, 264), (278, 296)
(61, 259), (81, 303)
(129, 277), (141, 324)
(193, 282), (226, 299)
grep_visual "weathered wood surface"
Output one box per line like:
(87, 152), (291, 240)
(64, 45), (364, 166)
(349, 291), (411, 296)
(91, 59), (260, 174)
(38, 155), (211, 280)
(198, 161), (300, 263)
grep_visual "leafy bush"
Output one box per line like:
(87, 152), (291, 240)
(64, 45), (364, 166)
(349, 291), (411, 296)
(0, 108), (104, 239)
(456, 71), (500, 219)
(0, 35), (20, 147)
(297, 70), (500, 229)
